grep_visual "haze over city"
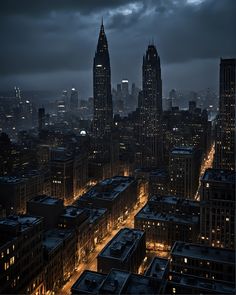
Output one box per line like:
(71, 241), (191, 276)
(1, 0), (235, 97)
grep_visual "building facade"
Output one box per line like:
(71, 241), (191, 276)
(200, 168), (235, 249)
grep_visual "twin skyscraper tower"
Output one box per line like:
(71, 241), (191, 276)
(93, 21), (163, 168)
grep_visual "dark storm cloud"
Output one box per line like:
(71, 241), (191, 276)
(0, 0), (235, 96)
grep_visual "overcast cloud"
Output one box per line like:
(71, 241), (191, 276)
(0, 0), (235, 98)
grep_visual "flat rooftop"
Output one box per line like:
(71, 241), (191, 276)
(71, 269), (161, 295)
(29, 195), (63, 206)
(60, 206), (85, 219)
(135, 204), (199, 225)
(122, 273), (161, 295)
(0, 215), (42, 231)
(169, 272), (235, 294)
(145, 257), (169, 280)
(99, 269), (129, 294)
(171, 242), (235, 264)
(71, 270), (106, 294)
(98, 228), (144, 261)
(202, 168), (235, 183)
(43, 228), (74, 252)
(171, 147), (194, 155)
(80, 176), (135, 202)
(0, 176), (24, 185)
(150, 195), (200, 208)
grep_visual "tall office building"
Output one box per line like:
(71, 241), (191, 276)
(138, 44), (163, 168)
(93, 21), (113, 138)
(215, 58), (235, 170)
(70, 88), (79, 110)
(169, 147), (201, 200)
(38, 107), (45, 131)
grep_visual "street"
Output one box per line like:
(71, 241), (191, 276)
(59, 196), (147, 295)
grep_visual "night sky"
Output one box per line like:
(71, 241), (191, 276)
(0, 0), (235, 98)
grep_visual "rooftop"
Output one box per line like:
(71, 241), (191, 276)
(98, 228), (144, 261)
(80, 176), (135, 202)
(135, 204), (199, 225)
(171, 147), (195, 155)
(202, 168), (235, 183)
(43, 228), (74, 252)
(71, 270), (106, 294)
(0, 215), (42, 232)
(171, 242), (235, 264)
(29, 195), (63, 206)
(150, 195), (200, 208)
(71, 269), (161, 295)
(145, 257), (169, 280)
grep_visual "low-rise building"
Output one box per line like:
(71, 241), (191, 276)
(43, 228), (76, 293)
(71, 268), (161, 295)
(77, 176), (138, 229)
(97, 228), (146, 274)
(0, 215), (45, 294)
(27, 195), (64, 229)
(200, 168), (235, 249)
(59, 205), (108, 262)
(170, 241), (235, 283)
(134, 195), (200, 250)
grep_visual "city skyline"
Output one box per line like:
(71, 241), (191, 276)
(0, 0), (236, 98)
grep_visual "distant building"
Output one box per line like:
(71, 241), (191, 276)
(200, 168), (235, 249)
(215, 58), (235, 170)
(138, 44), (163, 168)
(38, 107), (45, 131)
(97, 228), (146, 274)
(76, 176), (138, 229)
(93, 21), (113, 138)
(135, 195), (200, 250)
(149, 169), (169, 197)
(70, 88), (79, 111)
(169, 147), (201, 199)
(0, 171), (44, 215)
(50, 148), (74, 202)
(0, 215), (45, 294)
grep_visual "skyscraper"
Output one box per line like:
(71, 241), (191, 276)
(93, 21), (113, 138)
(215, 58), (235, 170)
(70, 88), (79, 110)
(138, 44), (163, 168)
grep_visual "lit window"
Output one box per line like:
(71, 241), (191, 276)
(7, 248), (9, 254)
(206, 183), (209, 188)
(226, 217), (229, 222)
(10, 256), (15, 265)
(1, 252), (4, 258)
(184, 258), (188, 263)
(173, 287), (176, 294)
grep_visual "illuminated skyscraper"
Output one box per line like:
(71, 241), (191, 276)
(93, 21), (113, 138)
(138, 44), (163, 167)
(215, 58), (235, 170)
